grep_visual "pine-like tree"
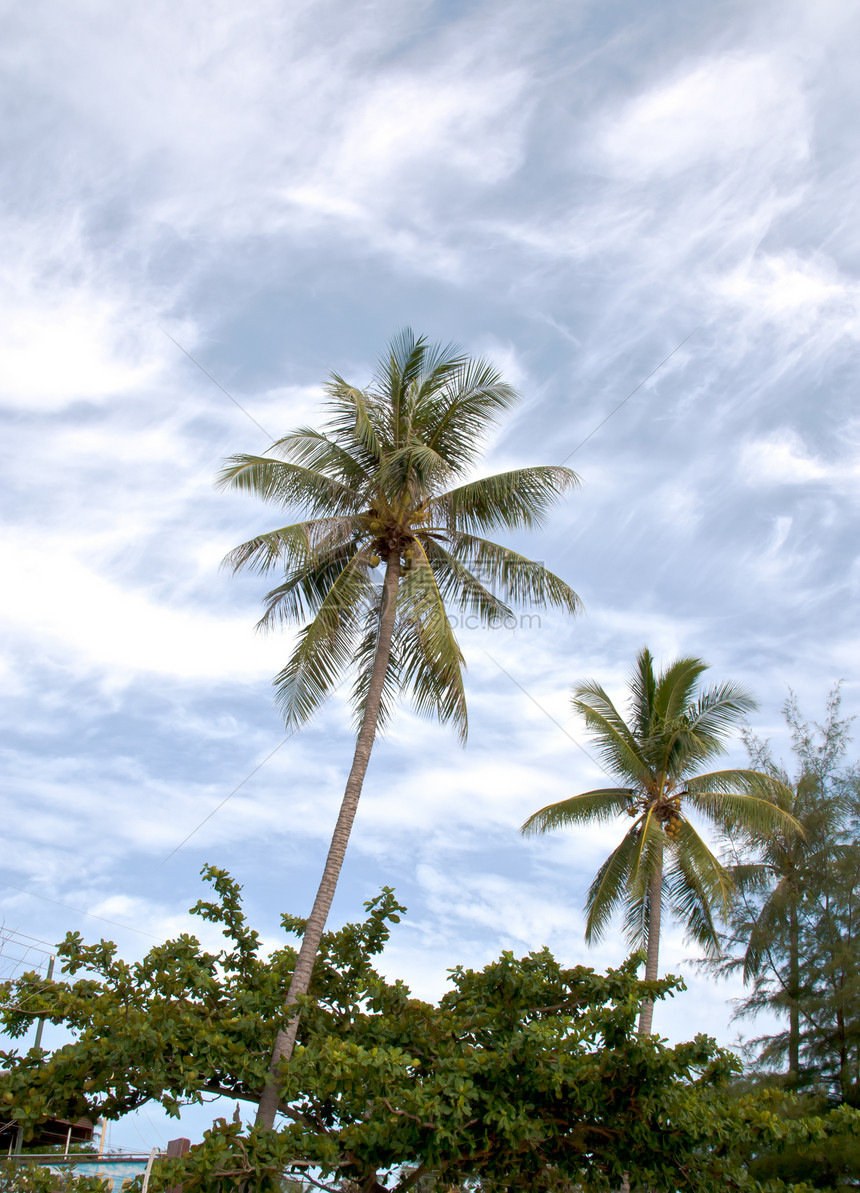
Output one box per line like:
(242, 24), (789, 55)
(712, 686), (860, 1103)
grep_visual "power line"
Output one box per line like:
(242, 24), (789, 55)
(0, 950), (51, 968)
(0, 880), (159, 939)
(559, 329), (698, 465)
(161, 328), (275, 441)
(0, 927), (56, 952)
(160, 733), (292, 864)
(159, 676), (351, 861)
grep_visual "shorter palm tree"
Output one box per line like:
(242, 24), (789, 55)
(522, 648), (798, 1034)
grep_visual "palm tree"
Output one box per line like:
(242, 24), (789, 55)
(521, 649), (798, 1035)
(220, 330), (582, 1126)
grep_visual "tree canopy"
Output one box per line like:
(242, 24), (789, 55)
(4, 868), (854, 1192)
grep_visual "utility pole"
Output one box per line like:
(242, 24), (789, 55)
(33, 955), (54, 1051)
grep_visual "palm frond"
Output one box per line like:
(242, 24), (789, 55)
(323, 376), (386, 469)
(396, 540), (468, 740)
(271, 555), (374, 727)
(419, 536), (513, 627)
(439, 531), (582, 615)
(521, 789), (634, 836)
(570, 683), (650, 786)
(433, 466), (580, 534)
(255, 541), (366, 628)
(349, 588), (406, 737)
(665, 849), (722, 954)
(269, 429), (374, 488)
(622, 868), (677, 951)
(659, 683), (761, 776)
(584, 825), (643, 944)
(727, 862), (775, 895)
(666, 819), (734, 921)
(222, 517), (362, 577)
(629, 648), (658, 741)
(685, 767), (793, 798)
(688, 682), (759, 740)
(374, 329), (428, 444)
(423, 357), (519, 469)
(653, 656), (709, 724)
(411, 341), (471, 413)
(377, 440), (454, 506)
(217, 456), (363, 516)
(683, 773), (801, 836)
(627, 808), (665, 903)
(621, 891), (650, 950)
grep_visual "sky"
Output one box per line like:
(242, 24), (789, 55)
(2, 0), (859, 1155)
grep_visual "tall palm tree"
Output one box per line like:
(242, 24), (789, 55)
(521, 649), (798, 1035)
(220, 330), (582, 1127)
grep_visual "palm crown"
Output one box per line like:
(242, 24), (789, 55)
(523, 649), (798, 1032)
(219, 329), (581, 738)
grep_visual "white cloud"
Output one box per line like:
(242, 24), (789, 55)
(0, 296), (156, 410)
(309, 63), (527, 199)
(0, 531), (277, 681)
(596, 53), (810, 178)
(417, 861), (580, 947)
(738, 429), (827, 485)
(0, 221), (170, 412)
(719, 251), (860, 338)
(3, 0), (530, 276)
(738, 428), (860, 491)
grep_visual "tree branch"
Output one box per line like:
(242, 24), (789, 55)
(379, 1097), (436, 1129)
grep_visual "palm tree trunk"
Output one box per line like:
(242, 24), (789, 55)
(256, 553), (402, 1129)
(637, 842), (664, 1036)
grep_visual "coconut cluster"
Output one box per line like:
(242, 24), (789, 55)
(362, 503), (432, 571)
(662, 794), (683, 837)
(664, 816), (683, 838)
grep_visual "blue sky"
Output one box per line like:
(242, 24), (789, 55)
(2, 0), (859, 1152)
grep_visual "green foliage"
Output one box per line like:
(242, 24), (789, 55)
(6, 867), (851, 1191)
(0, 867), (405, 1131)
(0, 1160), (109, 1192)
(742, 1094), (860, 1191)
